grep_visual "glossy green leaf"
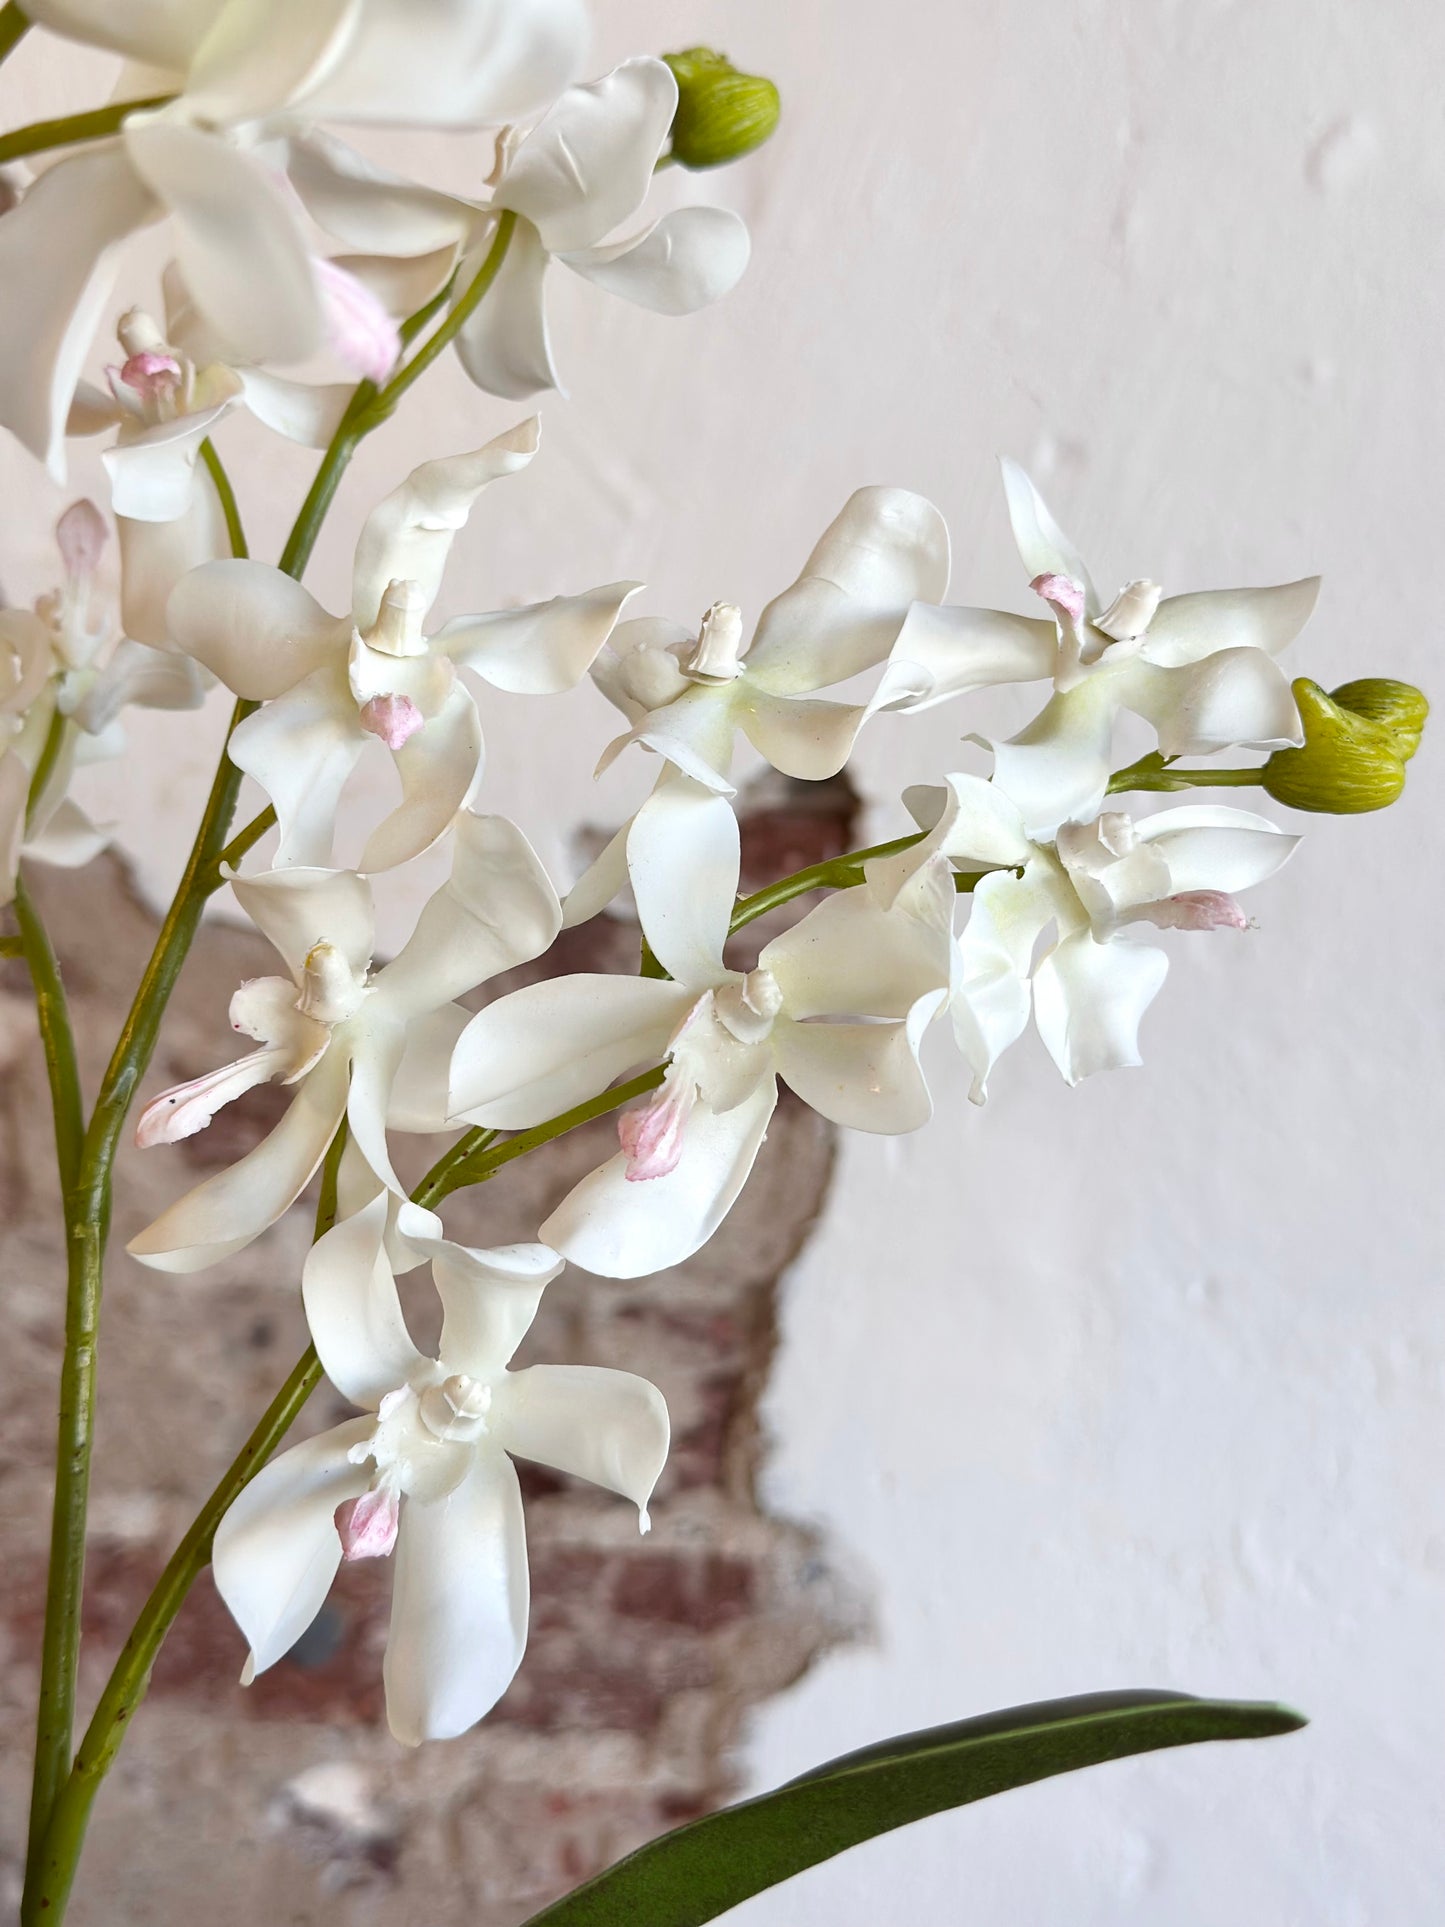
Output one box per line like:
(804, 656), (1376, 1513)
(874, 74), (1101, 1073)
(520, 1690), (1305, 1927)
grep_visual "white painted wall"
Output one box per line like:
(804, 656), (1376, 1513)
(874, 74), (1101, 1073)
(3, 1), (1443, 1919)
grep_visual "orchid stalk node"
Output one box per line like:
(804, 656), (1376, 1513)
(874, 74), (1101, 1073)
(661, 47), (781, 169)
(1262, 676), (1427, 813)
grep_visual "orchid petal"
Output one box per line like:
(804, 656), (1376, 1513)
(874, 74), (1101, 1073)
(761, 875), (952, 1020)
(736, 689), (878, 782)
(437, 581), (642, 693)
(102, 385), (241, 521)
(285, 130), (475, 254)
(745, 488), (951, 696)
(384, 1449), (529, 1745)
(449, 974), (690, 1127)
(344, 1017), (408, 1197)
(303, 1193), (423, 1408)
(1133, 804), (1299, 893)
(231, 864), (374, 983)
(228, 668), (364, 869)
(0, 144), (160, 477)
(22, 0), (224, 69)
(72, 641), (209, 735)
(1032, 930), (1170, 1085)
(989, 678), (1118, 839)
(351, 420), (539, 631)
(627, 774), (738, 987)
(453, 218), (562, 401)
(493, 1365), (668, 1523)
(127, 1046), (350, 1272)
(24, 796), (111, 872)
(629, 689), (739, 791)
(999, 459), (1097, 611)
(1141, 580), (1321, 668)
(123, 119), (323, 366)
(560, 819), (630, 928)
(892, 772), (1035, 875)
(117, 474), (231, 647)
(951, 866), (1056, 1102)
(179, 0), (355, 125)
(1119, 649), (1303, 756)
(563, 205), (750, 315)
(888, 601), (1059, 710)
(499, 58), (676, 253)
(386, 1005), (469, 1133)
(541, 1078), (777, 1279)
(166, 560), (341, 699)
(239, 369), (353, 448)
(772, 996), (941, 1134)
(400, 1237), (563, 1378)
(279, 0), (589, 129)
(357, 683), (484, 874)
(376, 811), (561, 1016)
(211, 1417), (374, 1682)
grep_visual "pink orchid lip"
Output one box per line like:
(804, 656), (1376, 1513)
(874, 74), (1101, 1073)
(315, 257), (401, 384)
(359, 692), (425, 751)
(118, 350), (184, 402)
(1029, 571), (1086, 628)
(335, 1488), (400, 1562)
(618, 1082), (692, 1181)
(1144, 890), (1250, 932)
(55, 499), (107, 579)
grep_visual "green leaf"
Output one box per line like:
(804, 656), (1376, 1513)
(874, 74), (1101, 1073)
(519, 1690), (1305, 1927)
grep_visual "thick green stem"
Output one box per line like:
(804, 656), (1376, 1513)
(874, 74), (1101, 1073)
(12, 872), (83, 1193)
(23, 1136), (347, 1926)
(1107, 754), (1265, 796)
(0, 6), (31, 67)
(0, 94), (174, 166)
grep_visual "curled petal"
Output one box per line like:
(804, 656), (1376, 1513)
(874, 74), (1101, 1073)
(1138, 890), (1249, 932)
(1141, 580), (1321, 668)
(286, 130), (475, 255)
(437, 581), (643, 694)
(118, 477), (230, 646)
(384, 1449), (529, 1746)
(103, 385), (241, 521)
(231, 864), (375, 985)
(128, 1048), (350, 1272)
(499, 57), (677, 254)
(357, 683), (485, 874)
(492, 1365), (669, 1525)
(745, 487), (951, 696)
(762, 877), (953, 1021)
(228, 671), (364, 868)
(351, 419), (540, 630)
(1121, 650), (1303, 757)
(563, 204), (750, 315)
(1032, 931), (1170, 1086)
(770, 998), (942, 1134)
(888, 602), (1058, 711)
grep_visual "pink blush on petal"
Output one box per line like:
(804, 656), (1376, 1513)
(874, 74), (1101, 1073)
(1146, 890), (1250, 932)
(336, 1488), (399, 1561)
(359, 693), (425, 751)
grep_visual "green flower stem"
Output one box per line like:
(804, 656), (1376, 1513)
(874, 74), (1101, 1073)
(23, 1134), (347, 1927)
(198, 439), (248, 559)
(0, 6), (31, 67)
(367, 212), (517, 418)
(211, 804), (276, 879)
(25, 704), (70, 827)
(1107, 755), (1264, 796)
(12, 872), (83, 1194)
(426, 1068), (668, 1206)
(0, 94), (174, 166)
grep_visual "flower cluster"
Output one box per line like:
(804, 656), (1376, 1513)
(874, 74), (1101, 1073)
(0, 2), (1424, 1758)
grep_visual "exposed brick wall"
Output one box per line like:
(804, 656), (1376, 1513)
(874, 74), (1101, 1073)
(0, 775), (865, 1924)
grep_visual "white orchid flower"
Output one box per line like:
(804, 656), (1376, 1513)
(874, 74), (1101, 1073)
(0, 499), (206, 903)
(449, 802), (952, 1278)
(0, 0), (590, 475)
(880, 773), (1300, 1097)
(891, 462), (1317, 837)
(563, 486), (949, 930)
(288, 58), (751, 405)
(127, 811), (562, 1274)
(212, 1189), (668, 1744)
(166, 421), (641, 872)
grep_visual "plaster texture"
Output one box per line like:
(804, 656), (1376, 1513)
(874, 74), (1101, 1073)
(1, 1), (1442, 1921)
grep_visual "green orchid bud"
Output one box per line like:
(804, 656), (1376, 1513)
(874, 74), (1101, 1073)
(1262, 678), (1414, 813)
(1328, 677), (1429, 760)
(662, 47), (781, 169)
